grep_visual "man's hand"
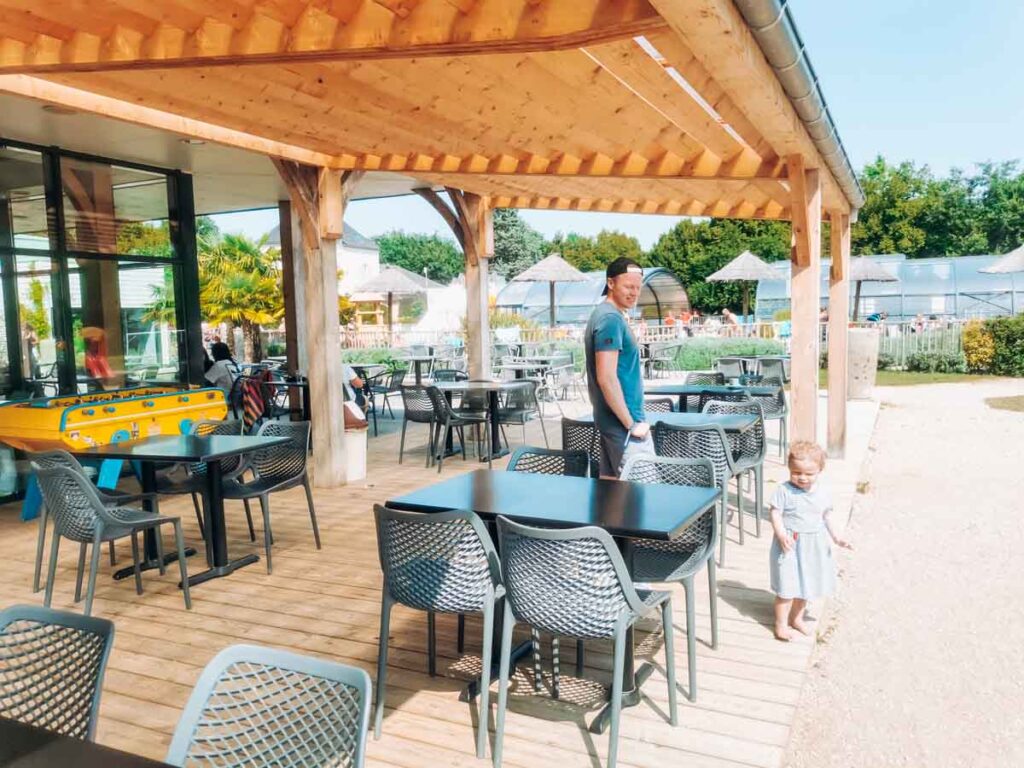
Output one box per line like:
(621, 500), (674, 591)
(630, 422), (650, 439)
(833, 536), (853, 550)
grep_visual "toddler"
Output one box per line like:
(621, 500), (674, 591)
(769, 441), (851, 641)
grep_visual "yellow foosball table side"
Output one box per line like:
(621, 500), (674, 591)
(0, 387), (229, 452)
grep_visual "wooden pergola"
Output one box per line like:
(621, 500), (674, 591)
(0, 0), (860, 484)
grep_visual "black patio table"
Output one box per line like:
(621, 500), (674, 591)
(397, 355), (435, 385)
(387, 469), (719, 734)
(0, 717), (173, 767)
(75, 434), (289, 588)
(432, 380), (526, 461)
(646, 382), (781, 412)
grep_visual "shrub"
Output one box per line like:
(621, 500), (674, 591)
(672, 337), (785, 371)
(340, 347), (400, 370)
(772, 309), (792, 321)
(876, 352), (896, 371)
(984, 314), (1024, 377)
(961, 321), (995, 373)
(905, 350), (967, 374)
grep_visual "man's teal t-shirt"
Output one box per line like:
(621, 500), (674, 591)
(585, 302), (645, 434)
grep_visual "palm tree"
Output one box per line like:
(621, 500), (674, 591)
(199, 234), (283, 361)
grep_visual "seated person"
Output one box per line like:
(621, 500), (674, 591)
(204, 342), (239, 395)
(343, 364), (366, 409)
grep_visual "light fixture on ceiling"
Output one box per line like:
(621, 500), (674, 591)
(180, 138), (206, 146)
(41, 104), (78, 116)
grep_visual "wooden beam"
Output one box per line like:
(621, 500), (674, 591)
(648, 0), (851, 214)
(272, 157), (348, 488)
(789, 160), (822, 445)
(412, 187), (465, 251)
(0, 0), (668, 74)
(461, 193), (493, 379)
(318, 168), (344, 240)
(827, 210), (851, 457)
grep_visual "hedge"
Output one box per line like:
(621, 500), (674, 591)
(671, 337), (785, 371)
(958, 315), (1024, 377)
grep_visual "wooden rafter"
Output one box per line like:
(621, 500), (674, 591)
(0, 0), (667, 74)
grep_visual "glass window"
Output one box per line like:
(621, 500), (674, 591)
(61, 158), (172, 258)
(0, 146), (50, 250)
(15, 254), (61, 395)
(68, 258), (182, 390)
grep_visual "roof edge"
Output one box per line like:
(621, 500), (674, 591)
(733, 0), (865, 211)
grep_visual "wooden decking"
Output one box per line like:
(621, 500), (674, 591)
(0, 396), (875, 768)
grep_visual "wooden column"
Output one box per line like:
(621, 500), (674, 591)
(414, 188), (493, 379)
(272, 159), (362, 488)
(827, 211), (851, 457)
(788, 155), (822, 445)
(278, 200), (300, 377)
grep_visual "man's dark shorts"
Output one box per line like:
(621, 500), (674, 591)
(598, 425), (628, 478)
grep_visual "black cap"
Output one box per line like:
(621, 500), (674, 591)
(602, 257), (643, 295)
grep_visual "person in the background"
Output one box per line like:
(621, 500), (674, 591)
(205, 342), (239, 395)
(81, 326), (114, 387)
(342, 364), (366, 408)
(664, 312), (676, 328)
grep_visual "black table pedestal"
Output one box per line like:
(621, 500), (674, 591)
(480, 390), (509, 462)
(183, 459), (260, 587)
(112, 461), (196, 582)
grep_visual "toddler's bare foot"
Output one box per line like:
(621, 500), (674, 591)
(773, 625), (792, 642)
(789, 616), (812, 636)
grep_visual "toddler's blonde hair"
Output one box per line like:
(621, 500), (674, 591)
(787, 440), (826, 470)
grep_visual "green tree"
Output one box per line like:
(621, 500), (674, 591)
(548, 230), (646, 272)
(647, 219), (791, 313)
(851, 156), (930, 256)
(490, 208), (547, 278)
(376, 231), (463, 283)
(117, 221), (173, 258)
(20, 277), (52, 340)
(977, 161), (1024, 253)
(199, 233), (283, 361)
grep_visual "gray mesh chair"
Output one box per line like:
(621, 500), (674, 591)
(166, 643), (371, 768)
(431, 368), (468, 382)
(683, 372), (725, 411)
(715, 357), (745, 379)
(703, 399), (767, 538)
(371, 369), (408, 419)
(398, 385), (438, 467)
(697, 388), (751, 414)
(560, 417), (600, 478)
(653, 421), (740, 566)
(221, 420), (319, 575)
(620, 456), (718, 701)
(35, 462), (192, 618)
(493, 517), (677, 768)
(156, 419), (247, 553)
(427, 385), (491, 472)
(760, 358), (787, 383)
(0, 604), (114, 741)
(34, 464), (192, 616)
(29, 450), (155, 595)
(752, 381), (788, 457)
(506, 446), (589, 690)
(497, 380), (549, 448)
(643, 397), (675, 413)
(373, 505), (502, 759)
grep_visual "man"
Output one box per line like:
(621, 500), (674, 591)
(585, 257), (649, 479)
(342, 364), (366, 408)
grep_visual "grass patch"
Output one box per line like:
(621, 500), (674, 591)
(817, 370), (989, 387)
(985, 396), (1024, 413)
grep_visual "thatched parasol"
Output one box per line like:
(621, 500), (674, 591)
(705, 250), (782, 319)
(352, 266), (437, 332)
(979, 244), (1024, 274)
(511, 254), (588, 327)
(849, 257), (899, 320)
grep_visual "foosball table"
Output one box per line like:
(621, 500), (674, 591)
(0, 386), (227, 519)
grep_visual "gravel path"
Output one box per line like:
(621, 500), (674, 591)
(787, 378), (1024, 767)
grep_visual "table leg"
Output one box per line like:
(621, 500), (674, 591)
(589, 538), (655, 735)
(480, 390), (509, 462)
(183, 459), (259, 587)
(112, 461), (196, 581)
(441, 391), (461, 458)
(414, 361), (423, 385)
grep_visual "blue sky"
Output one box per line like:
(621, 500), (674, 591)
(215, 0), (1023, 249)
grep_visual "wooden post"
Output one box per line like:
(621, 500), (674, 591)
(827, 211), (851, 457)
(278, 200), (299, 377)
(272, 159), (362, 488)
(788, 155), (822, 445)
(413, 187), (493, 379)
